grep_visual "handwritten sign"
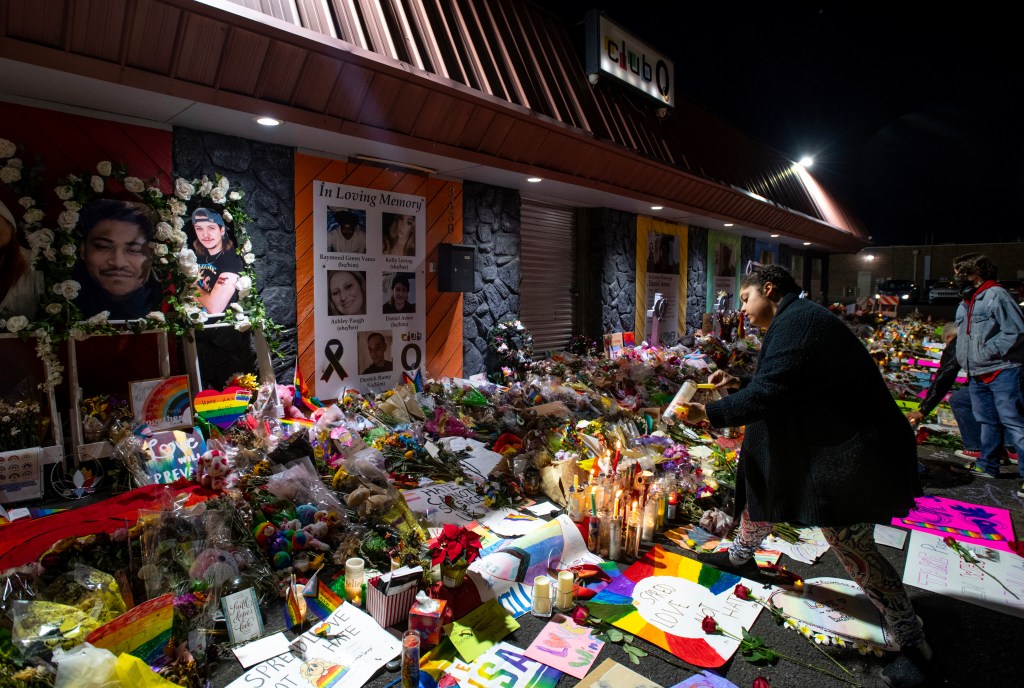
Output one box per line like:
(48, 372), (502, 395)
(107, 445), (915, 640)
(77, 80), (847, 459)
(222, 588), (263, 645)
(892, 495), (1017, 554)
(130, 375), (192, 431)
(903, 529), (1024, 619)
(525, 614), (604, 678)
(767, 577), (896, 649)
(402, 482), (487, 525)
(139, 428), (206, 484)
(227, 603), (400, 688)
(443, 642), (561, 688)
(445, 598), (520, 663)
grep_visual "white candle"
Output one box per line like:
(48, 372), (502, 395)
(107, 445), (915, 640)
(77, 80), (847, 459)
(532, 576), (552, 617)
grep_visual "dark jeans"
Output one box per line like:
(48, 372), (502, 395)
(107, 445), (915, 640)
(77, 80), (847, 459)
(949, 387), (981, 450)
(969, 367), (1024, 477)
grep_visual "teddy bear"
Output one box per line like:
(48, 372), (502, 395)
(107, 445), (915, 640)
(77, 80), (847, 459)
(189, 548), (245, 586)
(276, 384), (306, 420)
(195, 449), (234, 490)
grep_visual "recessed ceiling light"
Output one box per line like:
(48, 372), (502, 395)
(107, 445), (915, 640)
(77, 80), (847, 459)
(803, 241), (812, 246)
(526, 177), (542, 183)
(770, 234), (779, 238)
(255, 116), (282, 126)
(799, 156), (814, 167)
(651, 205), (663, 210)
(723, 223), (734, 227)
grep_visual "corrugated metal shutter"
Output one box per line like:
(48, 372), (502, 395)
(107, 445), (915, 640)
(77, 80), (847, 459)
(520, 199), (576, 354)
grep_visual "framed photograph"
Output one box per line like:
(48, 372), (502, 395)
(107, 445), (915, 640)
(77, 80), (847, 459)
(129, 375), (193, 431)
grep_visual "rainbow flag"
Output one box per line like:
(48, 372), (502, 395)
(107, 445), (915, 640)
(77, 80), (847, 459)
(402, 369), (423, 392)
(294, 363), (324, 411)
(303, 569), (344, 621)
(284, 575), (307, 630)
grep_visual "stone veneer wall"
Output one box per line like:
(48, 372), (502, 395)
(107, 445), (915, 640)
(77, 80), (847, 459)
(461, 182), (521, 377)
(686, 226), (709, 333)
(583, 208), (636, 339)
(173, 127), (297, 386)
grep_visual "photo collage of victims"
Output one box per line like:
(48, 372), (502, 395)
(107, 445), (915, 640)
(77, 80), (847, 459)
(324, 206), (419, 377)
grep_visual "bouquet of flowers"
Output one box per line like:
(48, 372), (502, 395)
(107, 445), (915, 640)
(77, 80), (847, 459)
(0, 400), (47, 452)
(487, 319), (534, 381)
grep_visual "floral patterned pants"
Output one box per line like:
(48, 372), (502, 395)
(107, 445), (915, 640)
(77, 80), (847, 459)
(729, 509), (926, 648)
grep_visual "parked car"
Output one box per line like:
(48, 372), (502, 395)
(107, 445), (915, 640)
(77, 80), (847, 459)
(1002, 279), (1024, 307)
(928, 279), (960, 304)
(875, 279), (919, 304)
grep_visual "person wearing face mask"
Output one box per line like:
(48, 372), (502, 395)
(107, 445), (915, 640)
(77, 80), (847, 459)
(679, 264), (929, 688)
(951, 253), (1024, 494)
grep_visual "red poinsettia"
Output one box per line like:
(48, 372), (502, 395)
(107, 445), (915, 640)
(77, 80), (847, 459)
(431, 524), (482, 566)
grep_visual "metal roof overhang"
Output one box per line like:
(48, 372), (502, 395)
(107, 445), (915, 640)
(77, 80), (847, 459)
(0, 0), (867, 253)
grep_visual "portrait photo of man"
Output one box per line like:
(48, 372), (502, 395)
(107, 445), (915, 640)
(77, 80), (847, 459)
(326, 207), (366, 254)
(359, 330), (393, 375)
(73, 198), (161, 320)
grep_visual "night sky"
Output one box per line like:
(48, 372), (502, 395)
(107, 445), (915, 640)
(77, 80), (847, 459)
(551, 2), (1022, 246)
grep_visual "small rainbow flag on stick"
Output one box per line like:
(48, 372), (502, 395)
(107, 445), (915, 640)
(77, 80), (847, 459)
(294, 363), (324, 412)
(284, 574), (308, 630)
(303, 569), (344, 621)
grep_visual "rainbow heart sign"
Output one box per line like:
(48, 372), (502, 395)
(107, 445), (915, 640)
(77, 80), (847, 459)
(587, 546), (763, 668)
(194, 386), (253, 429)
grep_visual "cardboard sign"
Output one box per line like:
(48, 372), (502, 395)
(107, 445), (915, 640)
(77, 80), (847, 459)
(130, 375), (192, 431)
(524, 614), (604, 679)
(402, 482), (487, 525)
(194, 386), (252, 429)
(767, 577), (896, 649)
(139, 428), (206, 484)
(445, 598), (519, 663)
(222, 588), (264, 645)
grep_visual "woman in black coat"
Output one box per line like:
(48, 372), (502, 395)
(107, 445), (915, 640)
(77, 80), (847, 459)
(682, 265), (929, 688)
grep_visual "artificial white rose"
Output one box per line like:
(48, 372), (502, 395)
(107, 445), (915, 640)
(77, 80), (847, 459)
(147, 186), (163, 198)
(199, 177), (213, 196)
(58, 210), (80, 229)
(158, 207), (175, 222)
(59, 280), (82, 300)
(173, 216), (184, 231)
(217, 176), (230, 191)
(55, 185), (74, 200)
(86, 311), (110, 327)
(43, 247), (57, 261)
(45, 303), (63, 315)
(235, 275), (252, 292)
(69, 327), (86, 340)
(156, 222), (173, 241)
(29, 228), (55, 248)
(23, 208), (45, 224)
(152, 243), (169, 257)
(172, 229), (188, 245)
(90, 175), (104, 193)
(168, 199), (187, 216)
(6, 158), (22, 169)
(229, 303), (245, 314)
(5, 316), (29, 333)
(228, 191), (242, 201)
(243, 253), (256, 265)
(242, 240), (252, 252)
(146, 311), (166, 323)
(123, 176), (145, 193)
(222, 210), (233, 223)
(210, 187), (226, 204)
(234, 318), (252, 332)
(174, 178), (194, 200)
(181, 263), (199, 279)
(18, 197), (35, 209)
(96, 161), (112, 176)
(60, 244), (77, 256)
(0, 166), (21, 184)
(0, 138), (16, 158)
(64, 200), (82, 212)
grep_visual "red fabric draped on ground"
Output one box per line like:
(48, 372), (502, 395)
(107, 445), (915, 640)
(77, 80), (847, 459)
(0, 481), (213, 570)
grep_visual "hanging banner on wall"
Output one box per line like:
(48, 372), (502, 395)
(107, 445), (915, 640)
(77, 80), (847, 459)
(707, 231), (741, 310)
(313, 182), (426, 398)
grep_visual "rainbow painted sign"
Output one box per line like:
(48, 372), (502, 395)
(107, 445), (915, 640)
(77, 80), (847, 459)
(587, 546), (763, 668)
(194, 386), (253, 429)
(130, 375), (192, 431)
(891, 495), (1017, 554)
(86, 593), (174, 663)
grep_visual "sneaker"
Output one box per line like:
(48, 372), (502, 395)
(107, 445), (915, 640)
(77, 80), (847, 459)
(1018, 480), (1024, 498)
(1008, 450), (1019, 465)
(882, 642), (932, 688)
(954, 449), (980, 461)
(951, 463), (998, 479)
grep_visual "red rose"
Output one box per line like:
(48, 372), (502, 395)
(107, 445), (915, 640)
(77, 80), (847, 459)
(943, 536), (956, 548)
(752, 677), (771, 688)
(734, 583), (751, 601)
(572, 606), (590, 625)
(701, 615), (718, 634)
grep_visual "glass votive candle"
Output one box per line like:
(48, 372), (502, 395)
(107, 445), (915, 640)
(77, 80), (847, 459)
(532, 576), (552, 618)
(555, 570), (575, 612)
(345, 557), (365, 605)
(402, 629), (421, 688)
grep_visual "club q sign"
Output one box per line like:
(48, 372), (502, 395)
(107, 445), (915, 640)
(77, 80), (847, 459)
(585, 11), (675, 108)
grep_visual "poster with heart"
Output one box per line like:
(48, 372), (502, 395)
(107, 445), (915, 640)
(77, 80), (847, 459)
(193, 386), (252, 429)
(766, 577), (897, 650)
(524, 614), (604, 678)
(587, 546), (763, 668)
(139, 428), (206, 484)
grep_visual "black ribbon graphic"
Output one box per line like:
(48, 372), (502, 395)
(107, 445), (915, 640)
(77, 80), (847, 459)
(321, 339), (348, 383)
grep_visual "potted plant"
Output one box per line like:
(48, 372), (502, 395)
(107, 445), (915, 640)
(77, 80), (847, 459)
(431, 524), (482, 588)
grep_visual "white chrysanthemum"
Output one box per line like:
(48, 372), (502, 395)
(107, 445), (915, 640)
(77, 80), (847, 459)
(123, 176), (145, 193)
(96, 161), (112, 176)
(5, 316), (29, 333)
(174, 178), (194, 200)
(90, 175), (104, 193)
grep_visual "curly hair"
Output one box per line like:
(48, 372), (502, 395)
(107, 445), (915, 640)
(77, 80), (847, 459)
(953, 253), (998, 281)
(740, 264), (801, 296)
